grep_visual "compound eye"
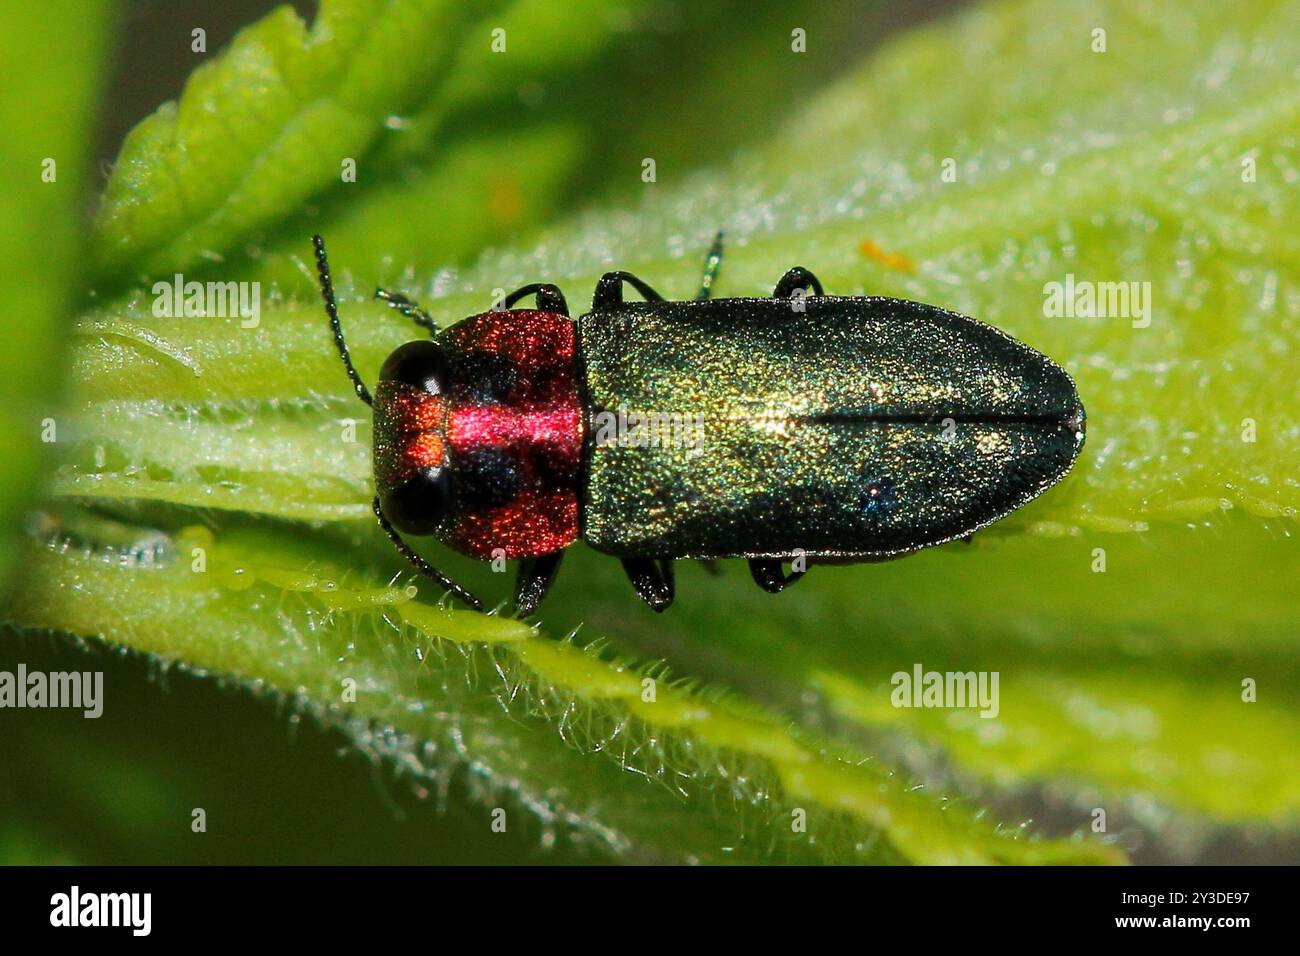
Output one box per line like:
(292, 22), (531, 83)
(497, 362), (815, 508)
(379, 340), (450, 395)
(380, 466), (452, 536)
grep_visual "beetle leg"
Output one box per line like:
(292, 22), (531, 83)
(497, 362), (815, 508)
(749, 558), (806, 594)
(592, 272), (665, 310)
(773, 267), (825, 299)
(512, 551), (565, 618)
(499, 283), (569, 315)
(621, 558), (675, 612)
(698, 558), (722, 577)
(659, 558), (676, 601)
(374, 288), (439, 335)
(695, 230), (725, 300)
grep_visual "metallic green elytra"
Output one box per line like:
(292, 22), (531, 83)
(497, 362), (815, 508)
(315, 233), (1085, 616)
(580, 294), (1085, 562)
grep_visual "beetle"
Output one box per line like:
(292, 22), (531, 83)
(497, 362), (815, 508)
(311, 233), (1085, 617)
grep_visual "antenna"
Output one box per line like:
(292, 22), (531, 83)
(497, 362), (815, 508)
(373, 499), (484, 611)
(312, 234), (373, 406)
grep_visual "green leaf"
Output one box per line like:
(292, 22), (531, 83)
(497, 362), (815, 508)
(88, 0), (869, 291)
(9, 0), (1300, 863)
(9, 513), (1116, 864)
(90, 0), (511, 284)
(0, 1), (111, 587)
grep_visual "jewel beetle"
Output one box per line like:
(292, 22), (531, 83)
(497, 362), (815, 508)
(311, 233), (1085, 617)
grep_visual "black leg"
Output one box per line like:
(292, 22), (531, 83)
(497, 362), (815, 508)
(698, 558), (722, 577)
(592, 271), (665, 310)
(695, 230), (724, 300)
(749, 558), (806, 594)
(659, 558), (675, 601)
(513, 551), (565, 617)
(621, 557), (675, 612)
(374, 287), (439, 335)
(773, 266), (825, 299)
(498, 283), (569, 315)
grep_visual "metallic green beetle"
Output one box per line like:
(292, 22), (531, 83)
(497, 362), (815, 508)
(315, 234), (1086, 616)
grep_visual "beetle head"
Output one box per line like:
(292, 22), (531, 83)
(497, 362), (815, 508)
(372, 340), (455, 536)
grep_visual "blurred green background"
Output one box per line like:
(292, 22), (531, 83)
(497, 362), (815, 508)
(1, 0), (1297, 865)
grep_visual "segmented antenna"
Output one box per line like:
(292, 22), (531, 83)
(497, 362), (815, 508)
(373, 499), (484, 611)
(312, 234), (373, 406)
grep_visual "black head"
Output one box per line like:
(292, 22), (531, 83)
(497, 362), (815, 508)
(372, 340), (454, 536)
